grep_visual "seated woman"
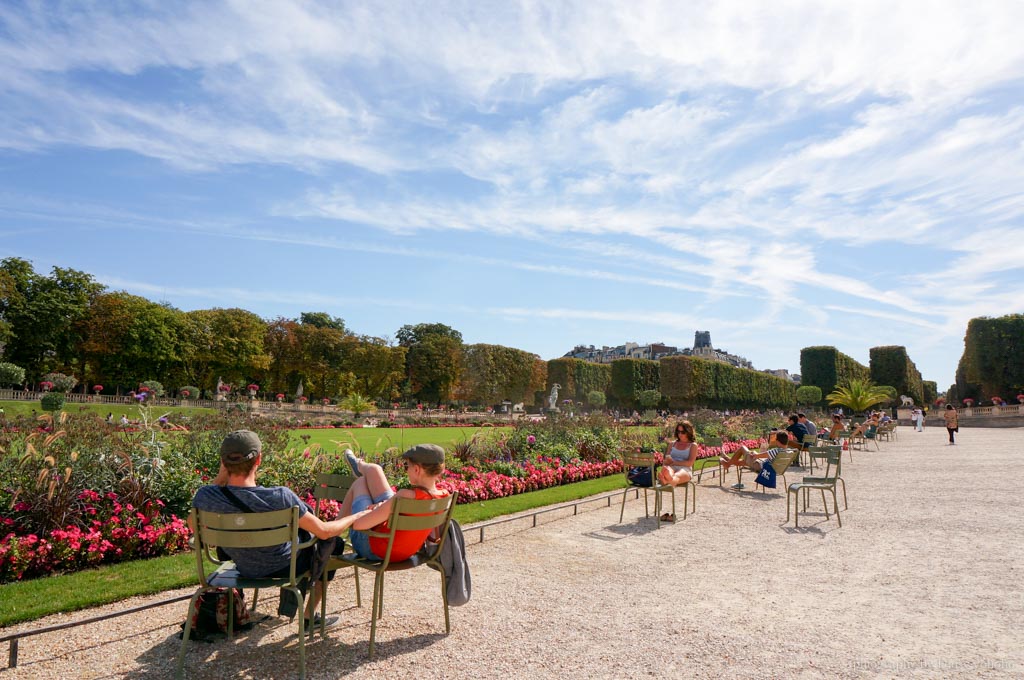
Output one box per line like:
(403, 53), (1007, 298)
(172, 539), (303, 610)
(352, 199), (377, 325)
(342, 444), (450, 562)
(656, 420), (698, 521)
(851, 412), (880, 437)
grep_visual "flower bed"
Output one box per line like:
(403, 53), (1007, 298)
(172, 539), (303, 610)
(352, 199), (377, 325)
(0, 491), (190, 582)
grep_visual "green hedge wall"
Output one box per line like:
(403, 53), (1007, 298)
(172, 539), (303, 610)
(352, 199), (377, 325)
(609, 359), (660, 408)
(922, 380), (938, 405)
(546, 358), (611, 403)
(869, 345), (924, 405)
(955, 314), (1024, 402)
(660, 356), (795, 409)
(800, 346), (869, 402)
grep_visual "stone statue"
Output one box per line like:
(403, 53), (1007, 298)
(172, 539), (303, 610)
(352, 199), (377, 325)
(900, 395), (914, 407)
(547, 383), (561, 410)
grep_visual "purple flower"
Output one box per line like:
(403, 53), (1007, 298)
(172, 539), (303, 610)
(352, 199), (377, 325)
(135, 393), (146, 401)
(158, 416), (168, 424)
(527, 435), (536, 445)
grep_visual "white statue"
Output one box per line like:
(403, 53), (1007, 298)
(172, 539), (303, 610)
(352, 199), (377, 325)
(547, 383), (561, 410)
(900, 395), (914, 407)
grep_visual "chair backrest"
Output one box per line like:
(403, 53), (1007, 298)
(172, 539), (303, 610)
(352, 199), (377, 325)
(771, 448), (799, 476)
(372, 492), (458, 568)
(807, 446), (842, 479)
(190, 506), (301, 585)
(864, 424), (878, 439)
(313, 472), (358, 515)
(801, 432), (817, 448)
(622, 450), (657, 478)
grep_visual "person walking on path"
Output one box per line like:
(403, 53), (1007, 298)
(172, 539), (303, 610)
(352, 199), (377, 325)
(943, 404), (959, 445)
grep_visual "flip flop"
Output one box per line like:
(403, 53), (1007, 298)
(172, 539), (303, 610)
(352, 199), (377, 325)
(343, 449), (362, 478)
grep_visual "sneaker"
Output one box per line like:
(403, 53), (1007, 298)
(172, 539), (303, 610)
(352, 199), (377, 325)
(303, 614), (339, 632)
(730, 483), (745, 490)
(343, 449), (362, 478)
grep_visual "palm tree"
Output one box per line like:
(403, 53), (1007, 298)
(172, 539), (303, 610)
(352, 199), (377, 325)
(827, 379), (891, 413)
(340, 393), (376, 419)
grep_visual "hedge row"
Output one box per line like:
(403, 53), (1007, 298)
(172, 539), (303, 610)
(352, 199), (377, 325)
(660, 356), (795, 409)
(952, 314), (1024, 403)
(546, 358), (612, 404)
(800, 346), (869, 403)
(609, 359), (660, 408)
(869, 345), (924, 405)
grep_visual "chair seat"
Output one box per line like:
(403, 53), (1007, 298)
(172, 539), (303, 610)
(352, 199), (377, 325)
(334, 552), (431, 572)
(208, 566), (298, 590)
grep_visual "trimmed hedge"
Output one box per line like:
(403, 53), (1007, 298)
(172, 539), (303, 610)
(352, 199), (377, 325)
(800, 346), (869, 404)
(869, 346), (924, 406)
(609, 359), (660, 408)
(660, 356), (795, 409)
(923, 380), (938, 405)
(546, 358), (611, 404)
(954, 314), (1024, 403)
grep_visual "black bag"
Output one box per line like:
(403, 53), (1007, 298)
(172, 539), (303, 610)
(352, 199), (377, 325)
(181, 588), (252, 641)
(627, 466), (653, 487)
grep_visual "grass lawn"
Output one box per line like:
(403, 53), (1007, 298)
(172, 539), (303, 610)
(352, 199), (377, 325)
(286, 425), (508, 455)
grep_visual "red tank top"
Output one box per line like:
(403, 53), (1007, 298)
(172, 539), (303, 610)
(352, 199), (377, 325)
(368, 488), (449, 561)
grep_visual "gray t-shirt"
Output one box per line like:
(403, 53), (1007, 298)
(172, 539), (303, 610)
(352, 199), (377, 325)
(192, 485), (310, 577)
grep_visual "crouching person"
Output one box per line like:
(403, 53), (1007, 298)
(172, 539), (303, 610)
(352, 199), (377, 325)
(192, 430), (377, 629)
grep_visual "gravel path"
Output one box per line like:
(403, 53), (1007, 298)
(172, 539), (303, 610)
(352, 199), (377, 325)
(3, 425), (1023, 679)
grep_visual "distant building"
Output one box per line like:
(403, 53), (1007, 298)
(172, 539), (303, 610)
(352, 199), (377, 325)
(764, 368), (800, 383)
(563, 342), (678, 364)
(677, 331), (753, 369)
(561, 331), (752, 368)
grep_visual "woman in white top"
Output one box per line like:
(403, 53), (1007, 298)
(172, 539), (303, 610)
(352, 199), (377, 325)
(657, 420), (699, 489)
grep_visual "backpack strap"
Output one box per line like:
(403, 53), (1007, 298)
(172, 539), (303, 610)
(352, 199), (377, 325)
(219, 486), (254, 513)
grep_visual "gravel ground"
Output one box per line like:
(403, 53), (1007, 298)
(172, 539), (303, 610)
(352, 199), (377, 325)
(3, 425), (1023, 679)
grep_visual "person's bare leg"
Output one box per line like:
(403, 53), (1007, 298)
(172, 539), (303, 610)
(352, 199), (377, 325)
(345, 455), (392, 499)
(304, 579), (324, 620)
(339, 476), (370, 516)
(721, 446), (748, 470)
(667, 468), (692, 486)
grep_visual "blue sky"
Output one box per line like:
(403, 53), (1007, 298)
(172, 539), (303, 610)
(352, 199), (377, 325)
(2, 1), (1023, 391)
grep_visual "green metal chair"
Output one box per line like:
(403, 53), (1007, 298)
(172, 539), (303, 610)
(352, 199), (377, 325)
(313, 473), (363, 624)
(862, 424), (881, 451)
(787, 448), (843, 528)
(802, 446), (847, 509)
(336, 492), (458, 658)
(652, 463), (697, 524)
(619, 449), (658, 523)
(739, 448), (799, 494)
(177, 506), (315, 679)
(697, 436), (722, 484)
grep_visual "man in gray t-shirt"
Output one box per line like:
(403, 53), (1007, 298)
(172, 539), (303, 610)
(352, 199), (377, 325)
(192, 430), (375, 625)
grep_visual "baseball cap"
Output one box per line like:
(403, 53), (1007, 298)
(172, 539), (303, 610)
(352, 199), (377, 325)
(401, 443), (445, 466)
(220, 430), (262, 463)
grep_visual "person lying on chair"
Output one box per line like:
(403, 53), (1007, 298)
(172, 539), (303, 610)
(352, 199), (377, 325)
(719, 431), (790, 473)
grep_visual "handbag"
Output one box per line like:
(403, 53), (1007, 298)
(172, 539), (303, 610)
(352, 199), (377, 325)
(627, 466), (653, 488)
(755, 461), (777, 489)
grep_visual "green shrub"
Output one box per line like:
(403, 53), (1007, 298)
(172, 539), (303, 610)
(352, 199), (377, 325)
(40, 393), (65, 412)
(0, 362), (26, 388)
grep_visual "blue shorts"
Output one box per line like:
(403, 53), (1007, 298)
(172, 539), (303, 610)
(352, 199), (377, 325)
(348, 489), (395, 560)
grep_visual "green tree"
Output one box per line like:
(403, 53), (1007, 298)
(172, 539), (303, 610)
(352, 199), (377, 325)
(299, 312), (346, 332)
(296, 321), (351, 399)
(459, 343), (540, 406)
(0, 362), (26, 388)
(397, 323), (464, 405)
(796, 385), (822, 406)
(341, 335), (407, 402)
(180, 308), (269, 389)
(587, 390), (607, 410)
(638, 389), (662, 409)
(826, 379), (890, 413)
(0, 258), (104, 379)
